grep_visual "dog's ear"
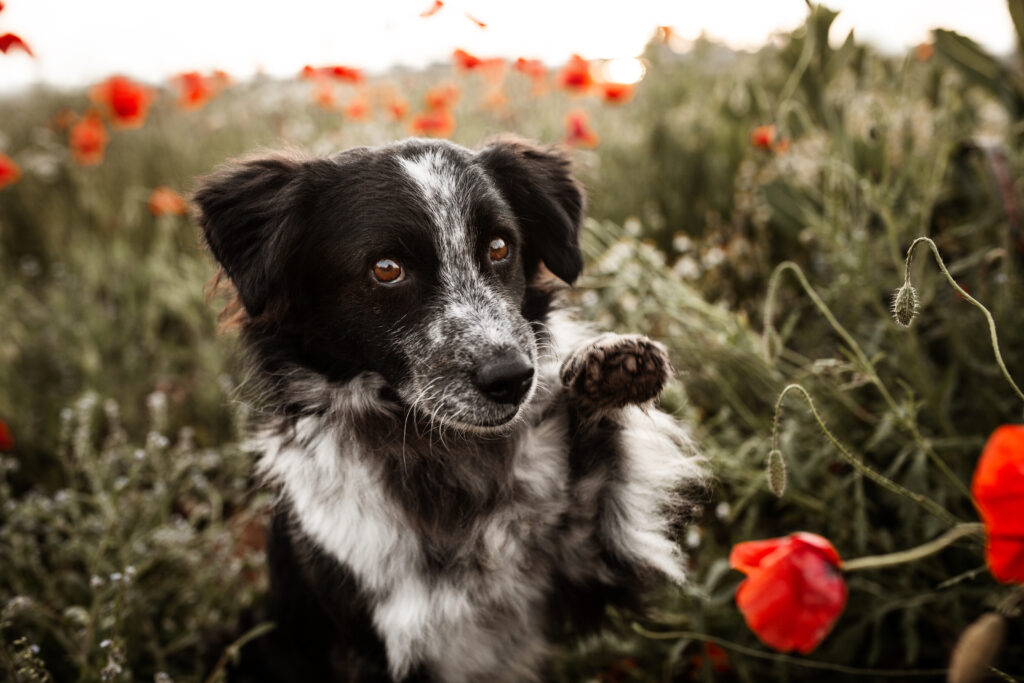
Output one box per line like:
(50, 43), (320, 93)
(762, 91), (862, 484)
(477, 137), (585, 285)
(193, 154), (305, 318)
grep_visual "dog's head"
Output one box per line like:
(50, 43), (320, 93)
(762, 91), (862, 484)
(194, 137), (584, 431)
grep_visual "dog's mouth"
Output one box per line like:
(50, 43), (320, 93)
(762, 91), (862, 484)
(400, 374), (537, 434)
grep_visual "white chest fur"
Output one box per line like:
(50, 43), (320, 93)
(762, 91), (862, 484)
(256, 383), (572, 681)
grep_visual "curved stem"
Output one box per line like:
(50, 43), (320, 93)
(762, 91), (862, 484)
(903, 237), (1024, 404)
(631, 625), (947, 677)
(773, 384), (959, 526)
(764, 261), (972, 500)
(841, 523), (983, 572)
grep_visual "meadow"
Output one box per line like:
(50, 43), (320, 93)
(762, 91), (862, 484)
(1, 3), (1024, 680)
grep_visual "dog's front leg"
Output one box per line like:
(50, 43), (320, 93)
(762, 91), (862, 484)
(551, 333), (693, 628)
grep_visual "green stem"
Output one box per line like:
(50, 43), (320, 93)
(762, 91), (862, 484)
(841, 523), (983, 572)
(764, 261), (973, 500)
(631, 625), (947, 677)
(903, 237), (1024, 404)
(773, 383), (959, 526)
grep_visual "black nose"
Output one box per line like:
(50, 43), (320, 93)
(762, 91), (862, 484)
(473, 352), (535, 405)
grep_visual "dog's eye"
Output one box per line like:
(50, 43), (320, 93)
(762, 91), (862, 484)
(488, 237), (509, 262)
(372, 258), (403, 283)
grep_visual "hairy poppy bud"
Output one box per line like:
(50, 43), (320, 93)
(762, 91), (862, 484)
(766, 449), (787, 497)
(948, 612), (1006, 683)
(891, 282), (919, 328)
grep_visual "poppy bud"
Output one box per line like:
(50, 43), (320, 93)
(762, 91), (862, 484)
(766, 449), (787, 497)
(948, 612), (1006, 683)
(891, 282), (919, 327)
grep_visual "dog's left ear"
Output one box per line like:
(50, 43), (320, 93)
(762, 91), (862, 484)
(476, 137), (585, 285)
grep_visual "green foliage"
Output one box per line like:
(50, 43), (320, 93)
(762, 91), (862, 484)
(2, 3), (1024, 680)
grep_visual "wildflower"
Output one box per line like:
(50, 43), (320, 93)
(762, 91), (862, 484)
(343, 94), (371, 121)
(915, 43), (934, 62)
(657, 26), (674, 43)
(514, 58), (545, 80)
(557, 54), (594, 93)
(172, 71), (215, 110)
(599, 82), (634, 105)
(0, 32), (32, 56)
(766, 449), (787, 497)
(90, 76), (154, 129)
(69, 113), (109, 166)
(0, 153), (20, 190)
(409, 109), (455, 138)
(313, 82), (336, 110)
(891, 281), (919, 327)
(465, 12), (486, 28)
(329, 65), (364, 84)
(564, 110), (599, 148)
(453, 48), (482, 71)
(419, 0), (443, 17)
(750, 124), (777, 150)
(386, 97), (409, 120)
(148, 187), (186, 216)
(0, 418), (13, 450)
(971, 425), (1024, 584)
(424, 83), (459, 111)
(730, 532), (847, 653)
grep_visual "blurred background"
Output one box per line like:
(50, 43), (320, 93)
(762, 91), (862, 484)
(1, 1), (1023, 680)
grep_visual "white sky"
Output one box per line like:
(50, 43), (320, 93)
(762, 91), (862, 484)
(0, 0), (1015, 93)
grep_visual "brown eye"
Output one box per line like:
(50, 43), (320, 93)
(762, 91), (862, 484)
(488, 237), (509, 262)
(372, 258), (403, 283)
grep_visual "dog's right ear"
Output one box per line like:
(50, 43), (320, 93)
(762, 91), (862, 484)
(193, 154), (304, 318)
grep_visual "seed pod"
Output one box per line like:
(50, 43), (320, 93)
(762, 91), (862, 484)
(948, 612), (1006, 683)
(891, 282), (919, 328)
(766, 449), (787, 497)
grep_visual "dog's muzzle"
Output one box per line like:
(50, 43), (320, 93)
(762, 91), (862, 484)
(472, 350), (534, 405)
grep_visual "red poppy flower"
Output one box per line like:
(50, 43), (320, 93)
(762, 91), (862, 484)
(312, 82), (337, 110)
(514, 58), (546, 80)
(0, 153), (20, 190)
(972, 425), (1024, 584)
(0, 419), (12, 451)
(409, 109), (455, 138)
(420, 0), (443, 17)
(730, 532), (847, 654)
(90, 76), (154, 129)
(343, 94), (371, 121)
(148, 186), (187, 217)
(564, 110), (598, 148)
(173, 71), (215, 110)
(453, 49), (482, 71)
(69, 113), (109, 166)
(750, 124), (777, 150)
(557, 54), (594, 93)
(386, 97), (409, 120)
(424, 83), (459, 111)
(465, 12), (486, 28)
(0, 32), (32, 56)
(329, 65), (364, 84)
(600, 82), (634, 105)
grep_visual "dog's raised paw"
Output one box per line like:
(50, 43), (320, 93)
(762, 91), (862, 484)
(560, 334), (672, 410)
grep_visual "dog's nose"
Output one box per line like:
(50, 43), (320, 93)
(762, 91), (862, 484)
(473, 352), (535, 405)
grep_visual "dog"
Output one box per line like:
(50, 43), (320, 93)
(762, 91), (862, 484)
(194, 136), (704, 682)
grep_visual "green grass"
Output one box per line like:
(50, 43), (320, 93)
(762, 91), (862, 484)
(2, 4), (1024, 680)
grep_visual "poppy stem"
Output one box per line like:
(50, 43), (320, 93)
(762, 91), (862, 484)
(901, 236), (1024, 404)
(840, 523), (983, 572)
(772, 383), (960, 526)
(764, 261), (973, 500)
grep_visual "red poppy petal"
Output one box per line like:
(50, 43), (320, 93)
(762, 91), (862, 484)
(729, 537), (786, 574)
(0, 32), (33, 57)
(986, 536), (1024, 584)
(789, 532), (843, 567)
(972, 425), (1024, 497)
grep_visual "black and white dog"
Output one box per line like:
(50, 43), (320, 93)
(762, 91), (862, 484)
(194, 137), (703, 682)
